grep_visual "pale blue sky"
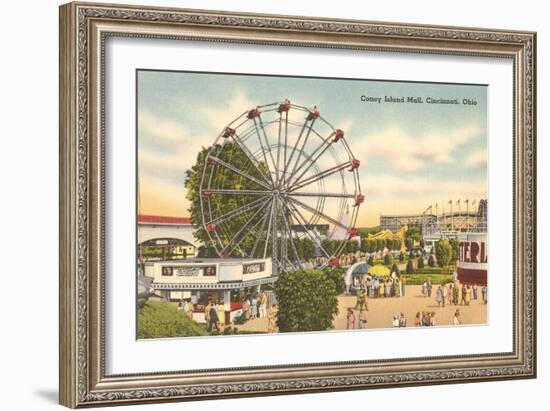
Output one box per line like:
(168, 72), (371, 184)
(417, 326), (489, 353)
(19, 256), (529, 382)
(137, 70), (487, 226)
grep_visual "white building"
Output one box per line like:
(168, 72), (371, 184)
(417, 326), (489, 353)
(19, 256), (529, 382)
(144, 257), (274, 324)
(138, 214), (198, 247)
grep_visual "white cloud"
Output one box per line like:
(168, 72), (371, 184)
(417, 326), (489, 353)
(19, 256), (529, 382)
(465, 149), (487, 167)
(352, 123), (485, 172)
(139, 110), (189, 144)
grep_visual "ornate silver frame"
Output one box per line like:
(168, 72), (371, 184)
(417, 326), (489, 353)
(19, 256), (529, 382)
(59, 2), (537, 408)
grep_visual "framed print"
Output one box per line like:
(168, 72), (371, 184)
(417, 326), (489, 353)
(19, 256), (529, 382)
(59, 2), (537, 408)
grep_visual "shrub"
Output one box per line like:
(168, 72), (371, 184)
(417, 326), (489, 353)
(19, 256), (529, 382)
(428, 255), (436, 267)
(384, 254), (393, 266)
(274, 269), (339, 332)
(137, 300), (208, 339)
(435, 240), (453, 268)
(322, 266), (347, 295)
(406, 259), (414, 274)
(418, 256), (425, 269)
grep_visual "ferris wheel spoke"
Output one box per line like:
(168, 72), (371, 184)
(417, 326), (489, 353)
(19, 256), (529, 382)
(251, 118), (275, 186)
(275, 114), (283, 186)
(220, 198), (271, 255)
(280, 204), (301, 265)
(257, 116), (278, 176)
(236, 203), (274, 258)
(285, 132), (336, 189)
(287, 196), (349, 230)
(207, 155), (271, 190)
(250, 200), (273, 258)
(286, 119), (316, 188)
(206, 196), (269, 226)
(282, 112), (289, 187)
(280, 198), (331, 259)
(287, 191), (356, 199)
(271, 197), (279, 269)
(288, 161), (352, 192)
(204, 188), (272, 196)
(283, 120), (308, 180)
(263, 198), (275, 259)
(230, 133), (273, 186)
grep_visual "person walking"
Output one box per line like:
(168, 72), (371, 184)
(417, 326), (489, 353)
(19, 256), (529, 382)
(453, 309), (461, 326)
(435, 285), (444, 307)
(461, 284), (468, 305)
(430, 311), (436, 326)
(441, 284), (448, 307)
(207, 303), (220, 332)
(482, 286), (488, 304)
(401, 276), (406, 297)
(399, 312), (407, 327)
(267, 304), (278, 333)
(465, 285), (472, 306)
(358, 309), (367, 329)
(184, 299), (194, 320)
(414, 312), (421, 327)
(427, 280), (433, 297)
(448, 283), (454, 305)
(355, 289), (366, 310)
(472, 284), (478, 300)
(250, 295), (258, 319)
(346, 309), (356, 330)
(242, 298), (250, 321)
(217, 300), (225, 328)
(392, 314), (399, 328)
(453, 282), (459, 305)
(258, 291), (267, 318)
(422, 281), (427, 297)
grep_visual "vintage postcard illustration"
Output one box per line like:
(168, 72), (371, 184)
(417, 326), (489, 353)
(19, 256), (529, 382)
(136, 70), (488, 338)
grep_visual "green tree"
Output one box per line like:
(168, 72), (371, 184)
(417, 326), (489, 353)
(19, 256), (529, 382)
(322, 266), (347, 295)
(384, 254), (393, 266)
(274, 269), (339, 332)
(376, 239), (385, 252)
(449, 239), (459, 263)
(385, 238), (393, 250)
(428, 254), (436, 267)
(405, 238), (414, 251)
(295, 237), (315, 260)
(399, 251), (405, 262)
(435, 240), (453, 268)
(137, 300), (208, 338)
(185, 143), (269, 257)
(392, 239), (401, 251)
(367, 240), (377, 253)
(346, 240), (359, 254)
(406, 259), (414, 274)
(360, 239), (368, 253)
(405, 225), (422, 244)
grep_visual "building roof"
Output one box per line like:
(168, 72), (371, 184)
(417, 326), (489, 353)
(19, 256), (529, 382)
(140, 237), (195, 247)
(138, 214), (193, 226)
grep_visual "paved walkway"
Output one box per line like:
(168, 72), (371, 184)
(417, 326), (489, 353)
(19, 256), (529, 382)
(232, 285), (487, 333)
(333, 285), (487, 330)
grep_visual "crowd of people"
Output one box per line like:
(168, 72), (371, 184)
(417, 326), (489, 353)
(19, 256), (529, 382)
(355, 273), (407, 299)
(346, 277), (486, 330)
(427, 281), (488, 307)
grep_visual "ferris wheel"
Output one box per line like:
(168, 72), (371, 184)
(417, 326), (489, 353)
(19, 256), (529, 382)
(199, 100), (363, 274)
